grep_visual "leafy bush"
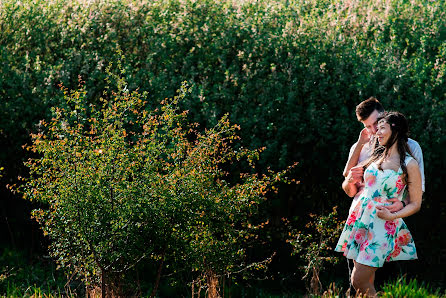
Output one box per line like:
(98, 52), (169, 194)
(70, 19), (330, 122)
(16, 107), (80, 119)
(17, 56), (295, 295)
(1, 0), (445, 293)
(287, 207), (344, 295)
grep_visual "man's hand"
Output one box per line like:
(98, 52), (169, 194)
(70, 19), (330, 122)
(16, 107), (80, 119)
(376, 205), (396, 221)
(346, 165), (364, 184)
(357, 128), (371, 146)
(384, 198), (404, 213)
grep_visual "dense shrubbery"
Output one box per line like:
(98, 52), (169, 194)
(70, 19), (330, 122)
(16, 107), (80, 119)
(1, 0), (445, 294)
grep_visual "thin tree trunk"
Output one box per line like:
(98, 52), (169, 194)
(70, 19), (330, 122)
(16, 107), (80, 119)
(102, 270), (106, 298)
(222, 275), (225, 298)
(150, 248), (166, 298)
(228, 277), (231, 298)
(206, 270), (219, 298)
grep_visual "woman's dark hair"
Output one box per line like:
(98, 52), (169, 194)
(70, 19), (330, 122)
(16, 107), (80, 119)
(364, 111), (413, 184)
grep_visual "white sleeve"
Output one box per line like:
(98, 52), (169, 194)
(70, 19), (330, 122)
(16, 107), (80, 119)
(347, 142), (356, 160)
(408, 140), (425, 192)
(343, 142), (357, 173)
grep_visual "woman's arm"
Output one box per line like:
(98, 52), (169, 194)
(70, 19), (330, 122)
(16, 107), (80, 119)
(377, 159), (422, 220)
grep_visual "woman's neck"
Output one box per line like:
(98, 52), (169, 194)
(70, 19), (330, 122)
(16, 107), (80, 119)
(385, 142), (400, 160)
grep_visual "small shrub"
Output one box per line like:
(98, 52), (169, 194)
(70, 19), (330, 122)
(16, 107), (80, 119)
(17, 55), (296, 296)
(287, 207), (344, 295)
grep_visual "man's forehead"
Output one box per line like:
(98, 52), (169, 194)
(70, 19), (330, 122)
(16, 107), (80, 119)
(361, 110), (380, 125)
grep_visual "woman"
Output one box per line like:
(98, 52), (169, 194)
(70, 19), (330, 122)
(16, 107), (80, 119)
(335, 111), (423, 297)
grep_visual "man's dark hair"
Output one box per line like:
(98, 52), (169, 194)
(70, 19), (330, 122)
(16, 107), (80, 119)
(355, 97), (384, 121)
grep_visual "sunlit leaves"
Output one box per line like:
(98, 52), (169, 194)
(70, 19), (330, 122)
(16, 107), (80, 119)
(18, 58), (296, 290)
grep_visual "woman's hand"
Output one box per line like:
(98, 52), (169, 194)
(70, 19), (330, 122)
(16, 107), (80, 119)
(376, 205), (396, 221)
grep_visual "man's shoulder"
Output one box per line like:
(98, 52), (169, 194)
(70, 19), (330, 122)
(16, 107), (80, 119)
(348, 141), (369, 154)
(408, 138), (422, 150)
(349, 141), (358, 150)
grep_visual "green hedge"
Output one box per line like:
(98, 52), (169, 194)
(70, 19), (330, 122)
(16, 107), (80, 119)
(1, 0), (445, 293)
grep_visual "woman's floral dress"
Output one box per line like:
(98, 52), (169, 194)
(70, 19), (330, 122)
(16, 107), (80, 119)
(335, 155), (417, 267)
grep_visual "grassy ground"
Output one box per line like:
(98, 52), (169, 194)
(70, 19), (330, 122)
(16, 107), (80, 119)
(1, 247), (444, 297)
(0, 247), (82, 297)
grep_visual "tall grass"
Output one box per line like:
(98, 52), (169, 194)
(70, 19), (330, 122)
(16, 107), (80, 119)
(308, 277), (445, 298)
(5, 283), (64, 298)
(0, 248), (80, 297)
(380, 276), (444, 298)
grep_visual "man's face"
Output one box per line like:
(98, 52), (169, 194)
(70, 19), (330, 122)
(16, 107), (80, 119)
(360, 109), (380, 135)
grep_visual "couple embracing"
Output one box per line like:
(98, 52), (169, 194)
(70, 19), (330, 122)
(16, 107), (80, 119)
(335, 97), (425, 297)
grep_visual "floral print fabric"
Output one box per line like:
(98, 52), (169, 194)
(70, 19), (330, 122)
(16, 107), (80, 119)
(335, 156), (417, 267)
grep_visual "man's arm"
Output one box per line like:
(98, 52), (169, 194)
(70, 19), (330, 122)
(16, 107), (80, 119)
(385, 197), (405, 212)
(408, 140), (425, 192)
(342, 165), (364, 197)
(342, 179), (358, 198)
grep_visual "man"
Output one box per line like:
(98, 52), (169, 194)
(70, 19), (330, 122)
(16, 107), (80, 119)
(342, 97), (425, 214)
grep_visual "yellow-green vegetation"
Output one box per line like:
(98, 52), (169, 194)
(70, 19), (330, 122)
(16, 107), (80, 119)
(314, 278), (445, 298)
(380, 276), (445, 298)
(1, 0), (445, 296)
(16, 56), (295, 295)
(0, 248), (75, 297)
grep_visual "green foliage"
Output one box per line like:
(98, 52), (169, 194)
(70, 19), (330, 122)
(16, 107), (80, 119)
(380, 276), (444, 298)
(287, 207), (344, 295)
(0, 247), (75, 297)
(1, 0), (444, 206)
(17, 57), (294, 294)
(1, 0), (446, 293)
(310, 277), (445, 297)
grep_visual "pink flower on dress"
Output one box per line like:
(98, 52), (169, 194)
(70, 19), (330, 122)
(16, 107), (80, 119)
(367, 200), (374, 210)
(347, 210), (357, 225)
(396, 176), (405, 194)
(363, 253), (372, 262)
(396, 229), (412, 246)
(354, 228), (367, 244)
(349, 228), (356, 240)
(342, 242), (348, 251)
(384, 221), (396, 235)
(360, 240), (369, 251)
(374, 197), (384, 203)
(365, 174), (376, 187)
(389, 245), (402, 258)
(367, 230), (374, 241)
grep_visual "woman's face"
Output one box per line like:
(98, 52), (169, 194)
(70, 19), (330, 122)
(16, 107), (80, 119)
(376, 120), (393, 146)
